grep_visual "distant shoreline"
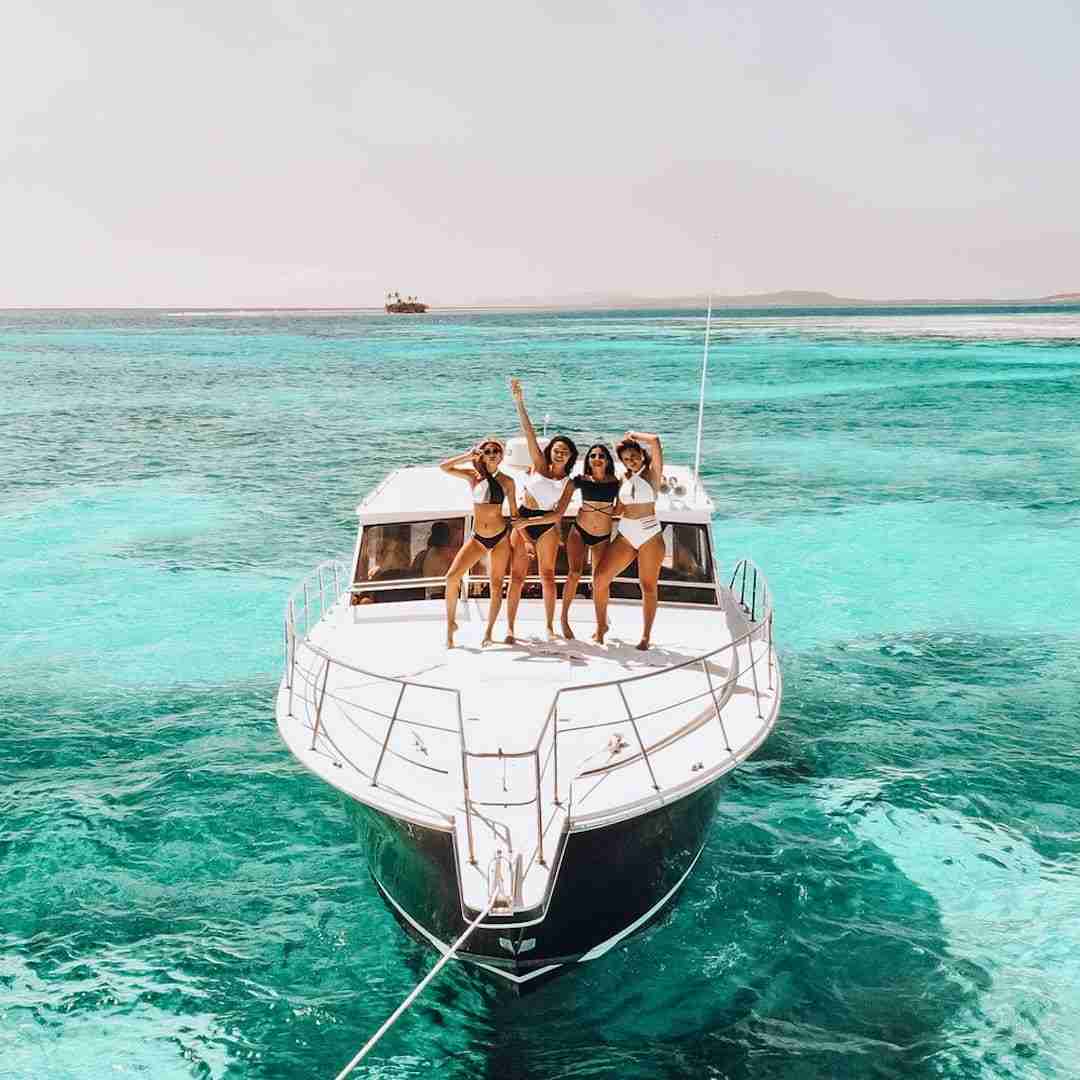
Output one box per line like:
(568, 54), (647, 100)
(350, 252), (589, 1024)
(2, 291), (1079, 314)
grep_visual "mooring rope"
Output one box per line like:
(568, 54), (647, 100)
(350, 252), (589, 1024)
(333, 897), (496, 1079)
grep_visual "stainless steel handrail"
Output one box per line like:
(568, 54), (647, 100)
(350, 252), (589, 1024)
(550, 618), (771, 807)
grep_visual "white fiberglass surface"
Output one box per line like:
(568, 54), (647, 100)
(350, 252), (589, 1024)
(309, 597), (746, 748)
(280, 595), (777, 832)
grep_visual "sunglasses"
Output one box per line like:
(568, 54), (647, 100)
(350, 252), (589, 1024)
(481, 446), (503, 455)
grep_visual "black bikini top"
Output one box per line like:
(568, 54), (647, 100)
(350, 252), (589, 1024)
(574, 475), (620, 502)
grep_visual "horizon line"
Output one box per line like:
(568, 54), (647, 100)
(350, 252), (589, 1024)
(2, 289), (1079, 313)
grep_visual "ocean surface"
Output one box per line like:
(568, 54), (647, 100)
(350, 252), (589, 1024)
(2, 304), (1079, 1079)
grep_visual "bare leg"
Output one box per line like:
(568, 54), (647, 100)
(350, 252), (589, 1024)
(635, 534), (666, 650)
(535, 527), (562, 638)
(483, 538), (512, 645)
(445, 538), (484, 647)
(505, 533), (531, 643)
(561, 527), (586, 639)
(592, 536), (637, 644)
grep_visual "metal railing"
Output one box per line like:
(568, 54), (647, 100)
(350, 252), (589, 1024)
(282, 555), (775, 901)
(549, 606), (773, 815)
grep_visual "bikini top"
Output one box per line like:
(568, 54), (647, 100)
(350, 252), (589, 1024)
(523, 471), (568, 510)
(620, 467), (657, 505)
(574, 475), (621, 503)
(472, 472), (505, 505)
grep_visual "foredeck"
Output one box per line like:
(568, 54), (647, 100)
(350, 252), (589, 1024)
(310, 597), (749, 752)
(276, 564), (780, 920)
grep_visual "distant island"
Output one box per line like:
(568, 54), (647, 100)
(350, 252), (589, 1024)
(384, 290), (428, 314)
(460, 289), (1080, 310)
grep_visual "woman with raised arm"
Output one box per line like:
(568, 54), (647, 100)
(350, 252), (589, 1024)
(439, 439), (519, 648)
(505, 378), (577, 642)
(592, 431), (665, 650)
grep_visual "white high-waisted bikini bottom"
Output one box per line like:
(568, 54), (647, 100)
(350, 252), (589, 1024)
(618, 514), (661, 550)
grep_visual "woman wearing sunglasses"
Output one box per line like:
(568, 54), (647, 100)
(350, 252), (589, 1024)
(439, 439), (519, 648)
(505, 378), (577, 643)
(592, 432), (665, 650)
(525, 442), (620, 639)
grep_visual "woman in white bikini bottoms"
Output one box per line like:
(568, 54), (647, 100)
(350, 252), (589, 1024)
(438, 439), (519, 648)
(592, 431), (665, 650)
(505, 378), (576, 642)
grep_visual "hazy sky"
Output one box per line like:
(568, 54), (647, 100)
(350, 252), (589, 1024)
(3, 0), (1077, 306)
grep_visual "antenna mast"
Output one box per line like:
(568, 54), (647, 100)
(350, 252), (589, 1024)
(693, 293), (713, 481)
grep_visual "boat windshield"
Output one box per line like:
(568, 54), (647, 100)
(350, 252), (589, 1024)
(351, 518), (717, 605)
(353, 518), (466, 601)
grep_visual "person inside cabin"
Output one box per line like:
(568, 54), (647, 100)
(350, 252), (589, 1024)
(414, 521), (456, 579)
(369, 528), (412, 582)
(658, 527), (715, 604)
(505, 378), (576, 643)
(668, 535), (703, 580)
(438, 439), (520, 647)
(411, 520), (458, 599)
(592, 432), (666, 651)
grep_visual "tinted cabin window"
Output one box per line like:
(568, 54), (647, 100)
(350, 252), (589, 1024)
(612, 523), (718, 605)
(658, 523), (716, 603)
(353, 519), (465, 602)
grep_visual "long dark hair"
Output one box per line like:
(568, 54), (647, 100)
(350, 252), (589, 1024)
(474, 439), (505, 501)
(615, 437), (651, 472)
(544, 435), (578, 475)
(582, 442), (616, 479)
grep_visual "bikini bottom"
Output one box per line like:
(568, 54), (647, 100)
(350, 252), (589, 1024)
(475, 525), (509, 550)
(618, 514), (662, 550)
(520, 506), (555, 541)
(574, 521), (611, 546)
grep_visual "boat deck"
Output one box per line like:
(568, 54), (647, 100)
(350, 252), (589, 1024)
(277, 594), (779, 916)
(319, 597), (747, 747)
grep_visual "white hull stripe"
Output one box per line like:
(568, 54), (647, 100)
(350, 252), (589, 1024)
(372, 841), (706, 981)
(576, 842), (706, 961)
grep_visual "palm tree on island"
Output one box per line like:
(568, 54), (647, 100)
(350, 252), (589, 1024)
(384, 290), (428, 314)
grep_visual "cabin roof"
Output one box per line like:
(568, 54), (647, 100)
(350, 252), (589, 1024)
(356, 462), (715, 524)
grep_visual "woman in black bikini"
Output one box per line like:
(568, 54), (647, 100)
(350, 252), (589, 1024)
(505, 378), (577, 642)
(439, 439), (519, 648)
(526, 442), (620, 639)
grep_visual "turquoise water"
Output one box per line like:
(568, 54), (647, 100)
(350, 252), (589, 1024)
(2, 306), (1079, 1078)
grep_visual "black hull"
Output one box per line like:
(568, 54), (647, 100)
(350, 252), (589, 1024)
(345, 777), (726, 986)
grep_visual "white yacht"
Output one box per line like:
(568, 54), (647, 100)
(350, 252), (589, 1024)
(276, 440), (781, 988)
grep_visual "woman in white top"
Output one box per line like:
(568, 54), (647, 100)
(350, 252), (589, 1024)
(592, 431), (665, 650)
(438, 439), (519, 648)
(505, 378), (576, 642)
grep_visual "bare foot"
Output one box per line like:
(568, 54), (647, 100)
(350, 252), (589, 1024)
(545, 625), (558, 642)
(446, 621), (458, 648)
(592, 623), (608, 644)
(504, 633), (516, 645)
(482, 633), (494, 647)
(636, 638), (650, 651)
(561, 619), (575, 640)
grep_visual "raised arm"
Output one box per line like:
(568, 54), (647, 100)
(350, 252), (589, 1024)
(439, 448), (480, 484)
(509, 378), (548, 474)
(626, 430), (663, 488)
